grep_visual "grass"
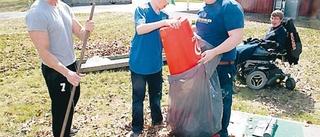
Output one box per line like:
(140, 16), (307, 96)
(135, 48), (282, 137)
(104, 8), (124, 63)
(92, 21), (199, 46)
(1, 1), (320, 137)
(0, 0), (203, 13)
(0, 0), (31, 13)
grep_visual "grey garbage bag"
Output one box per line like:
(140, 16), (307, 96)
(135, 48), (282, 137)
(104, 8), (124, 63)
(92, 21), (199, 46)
(167, 39), (223, 137)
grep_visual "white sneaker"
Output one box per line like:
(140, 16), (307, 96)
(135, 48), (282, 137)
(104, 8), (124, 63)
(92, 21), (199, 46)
(126, 131), (141, 137)
(70, 129), (78, 136)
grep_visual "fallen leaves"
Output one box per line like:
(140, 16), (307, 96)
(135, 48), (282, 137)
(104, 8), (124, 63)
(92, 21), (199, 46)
(74, 39), (131, 60)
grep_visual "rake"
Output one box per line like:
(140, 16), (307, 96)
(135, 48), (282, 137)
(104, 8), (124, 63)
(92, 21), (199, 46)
(60, 2), (96, 137)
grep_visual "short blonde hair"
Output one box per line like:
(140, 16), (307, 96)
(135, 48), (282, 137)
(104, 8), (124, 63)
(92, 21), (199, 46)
(271, 10), (284, 20)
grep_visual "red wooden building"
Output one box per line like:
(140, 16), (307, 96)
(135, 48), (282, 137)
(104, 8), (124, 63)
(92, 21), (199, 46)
(236, 0), (320, 18)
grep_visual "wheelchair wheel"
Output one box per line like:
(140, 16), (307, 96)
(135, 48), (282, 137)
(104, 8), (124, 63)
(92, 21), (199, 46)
(285, 78), (296, 90)
(246, 70), (267, 90)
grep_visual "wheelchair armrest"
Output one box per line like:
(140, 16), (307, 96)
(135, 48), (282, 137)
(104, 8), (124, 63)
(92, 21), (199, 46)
(267, 49), (275, 52)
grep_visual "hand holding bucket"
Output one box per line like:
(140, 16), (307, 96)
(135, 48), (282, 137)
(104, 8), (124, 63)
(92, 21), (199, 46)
(160, 17), (201, 75)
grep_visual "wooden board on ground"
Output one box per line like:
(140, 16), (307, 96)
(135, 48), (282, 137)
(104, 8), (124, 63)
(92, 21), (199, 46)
(81, 57), (129, 72)
(80, 54), (167, 73)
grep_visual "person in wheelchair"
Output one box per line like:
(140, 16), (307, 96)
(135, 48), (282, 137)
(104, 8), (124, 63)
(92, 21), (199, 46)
(264, 10), (286, 51)
(238, 10), (286, 61)
(235, 10), (297, 90)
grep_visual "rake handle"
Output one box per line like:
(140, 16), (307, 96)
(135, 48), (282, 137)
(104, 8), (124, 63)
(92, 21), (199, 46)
(60, 2), (95, 137)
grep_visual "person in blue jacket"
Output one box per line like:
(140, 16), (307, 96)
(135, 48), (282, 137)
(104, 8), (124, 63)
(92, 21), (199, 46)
(193, 0), (244, 136)
(128, 0), (180, 136)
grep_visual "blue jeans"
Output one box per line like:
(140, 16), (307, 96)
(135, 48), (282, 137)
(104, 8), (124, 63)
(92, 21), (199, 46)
(130, 70), (163, 134)
(216, 64), (236, 137)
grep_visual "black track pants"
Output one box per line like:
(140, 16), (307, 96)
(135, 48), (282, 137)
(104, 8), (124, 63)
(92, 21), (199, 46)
(42, 62), (80, 137)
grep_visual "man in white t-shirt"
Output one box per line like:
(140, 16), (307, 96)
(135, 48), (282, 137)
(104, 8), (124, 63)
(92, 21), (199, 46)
(25, 0), (95, 136)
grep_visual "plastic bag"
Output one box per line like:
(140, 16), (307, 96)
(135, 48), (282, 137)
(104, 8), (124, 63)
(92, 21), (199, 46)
(167, 39), (223, 136)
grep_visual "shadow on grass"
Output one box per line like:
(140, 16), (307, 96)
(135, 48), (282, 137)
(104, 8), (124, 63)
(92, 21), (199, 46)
(234, 83), (315, 118)
(244, 12), (270, 24)
(177, 10), (199, 14)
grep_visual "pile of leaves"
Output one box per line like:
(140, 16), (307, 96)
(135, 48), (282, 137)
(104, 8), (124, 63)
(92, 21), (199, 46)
(74, 38), (131, 59)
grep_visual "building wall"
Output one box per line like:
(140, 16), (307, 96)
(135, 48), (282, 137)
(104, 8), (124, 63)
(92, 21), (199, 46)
(236, 0), (275, 14)
(236, 0), (319, 17)
(298, 0), (320, 17)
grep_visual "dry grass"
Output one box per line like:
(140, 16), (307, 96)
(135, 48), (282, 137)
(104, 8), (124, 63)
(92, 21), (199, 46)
(0, 0), (30, 13)
(0, 9), (320, 137)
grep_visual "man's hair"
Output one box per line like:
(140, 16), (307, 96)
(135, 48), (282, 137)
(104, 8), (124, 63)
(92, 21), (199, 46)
(271, 10), (284, 20)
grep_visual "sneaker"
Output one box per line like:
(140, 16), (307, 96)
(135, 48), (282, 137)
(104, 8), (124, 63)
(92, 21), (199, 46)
(132, 133), (140, 137)
(127, 131), (141, 137)
(70, 129), (78, 136)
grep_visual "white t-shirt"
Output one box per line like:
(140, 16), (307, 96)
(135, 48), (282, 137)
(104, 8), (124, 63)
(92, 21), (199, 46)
(26, 0), (76, 66)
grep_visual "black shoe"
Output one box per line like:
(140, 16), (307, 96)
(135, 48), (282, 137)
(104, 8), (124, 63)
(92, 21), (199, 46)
(70, 129), (78, 136)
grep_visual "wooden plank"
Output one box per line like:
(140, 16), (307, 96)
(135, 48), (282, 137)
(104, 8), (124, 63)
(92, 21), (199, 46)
(80, 54), (129, 64)
(80, 55), (167, 73)
(80, 58), (129, 73)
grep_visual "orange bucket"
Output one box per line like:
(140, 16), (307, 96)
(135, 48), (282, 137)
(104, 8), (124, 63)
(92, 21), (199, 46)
(160, 17), (201, 75)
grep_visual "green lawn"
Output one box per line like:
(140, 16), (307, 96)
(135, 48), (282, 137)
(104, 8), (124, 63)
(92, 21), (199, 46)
(0, 0), (31, 12)
(1, 0), (320, 136)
